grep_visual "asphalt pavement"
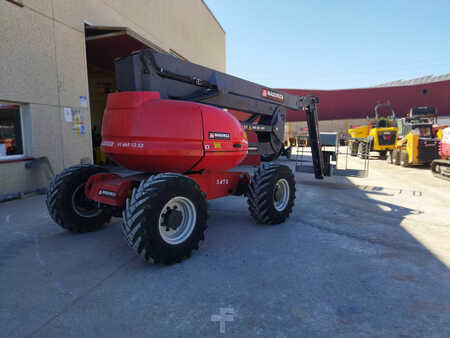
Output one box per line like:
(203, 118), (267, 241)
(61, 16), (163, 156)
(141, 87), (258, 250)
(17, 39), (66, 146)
(1, 155), (449, 337)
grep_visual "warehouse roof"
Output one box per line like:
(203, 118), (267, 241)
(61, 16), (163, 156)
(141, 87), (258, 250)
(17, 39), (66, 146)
(372, 73), (450, 87)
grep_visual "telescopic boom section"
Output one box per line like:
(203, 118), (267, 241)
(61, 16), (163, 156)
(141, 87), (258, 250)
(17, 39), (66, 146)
(114, 49), (324, 179)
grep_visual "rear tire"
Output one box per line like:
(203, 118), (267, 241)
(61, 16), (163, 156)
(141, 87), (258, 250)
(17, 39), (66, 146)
(247, 163), (296, 224)
(393, 150), (401, 165)
(46, 164), (111, 233)
(122, 173), (207, 264)
(350, 141), (358, 156)
(400, 151), (409, 167)
(431, 161), (440, 175)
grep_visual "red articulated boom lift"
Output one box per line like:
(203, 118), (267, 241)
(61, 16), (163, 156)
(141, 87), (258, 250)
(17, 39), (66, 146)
(46, 49), (324, 264)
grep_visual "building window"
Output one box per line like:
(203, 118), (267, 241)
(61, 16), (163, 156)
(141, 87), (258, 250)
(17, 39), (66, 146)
(0, 103), (24, 158)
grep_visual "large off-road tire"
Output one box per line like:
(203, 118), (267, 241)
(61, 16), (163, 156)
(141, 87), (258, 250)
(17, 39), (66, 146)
(247, 163), (296, 224)
(350, 141), (358, 157)
(400, 151), (409, 167)
(122, 173), (207, 264)
(379, 150), (387, 160)
(358, 142), (368, 159)
(393, 149), (401, 165)
(46, 164), (111, 233)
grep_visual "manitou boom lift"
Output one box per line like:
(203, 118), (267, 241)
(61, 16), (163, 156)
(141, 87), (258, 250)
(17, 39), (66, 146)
(47, 49), (324, 264)
(114, 49), (324, 170)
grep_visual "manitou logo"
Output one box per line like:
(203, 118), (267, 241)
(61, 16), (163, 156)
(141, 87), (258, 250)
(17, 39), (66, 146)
(98, 189), (116, 197)
(208, 131), (231, 140)
(261, 89), (284, 102)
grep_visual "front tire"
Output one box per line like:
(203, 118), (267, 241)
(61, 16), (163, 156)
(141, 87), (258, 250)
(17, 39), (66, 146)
(358, 142), (368, 159)
(46, 164), (111, 233)
(247, 163), (296, 224)
(122, 173), (207, 264)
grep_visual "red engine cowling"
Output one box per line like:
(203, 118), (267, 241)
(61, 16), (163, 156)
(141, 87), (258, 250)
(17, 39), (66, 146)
(101, 92), (248, 173)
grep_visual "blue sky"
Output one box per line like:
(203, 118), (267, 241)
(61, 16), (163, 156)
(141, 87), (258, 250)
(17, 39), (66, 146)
(205, 0), (450, 89)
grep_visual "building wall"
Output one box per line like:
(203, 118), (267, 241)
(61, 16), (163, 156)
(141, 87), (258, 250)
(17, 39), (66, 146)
(279, 81), (450, 140)
(0, 0), (225, 195)
(280, 80), (450, 122)
(286, 118), (368, 140)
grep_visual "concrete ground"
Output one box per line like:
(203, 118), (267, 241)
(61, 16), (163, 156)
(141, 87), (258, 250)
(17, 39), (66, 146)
(1, 153), (450, 337)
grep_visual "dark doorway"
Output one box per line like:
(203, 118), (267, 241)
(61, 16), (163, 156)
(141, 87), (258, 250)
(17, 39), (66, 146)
(84, 25), (161, 164)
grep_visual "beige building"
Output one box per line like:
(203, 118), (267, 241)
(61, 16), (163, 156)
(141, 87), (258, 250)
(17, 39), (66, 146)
(0, 0), (225, 196)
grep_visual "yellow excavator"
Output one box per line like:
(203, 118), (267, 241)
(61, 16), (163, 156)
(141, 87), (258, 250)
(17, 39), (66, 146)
(348, 102), (398, 159)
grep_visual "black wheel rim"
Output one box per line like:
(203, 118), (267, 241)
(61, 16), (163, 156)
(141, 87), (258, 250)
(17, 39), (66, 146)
(71, 183), (102, 218)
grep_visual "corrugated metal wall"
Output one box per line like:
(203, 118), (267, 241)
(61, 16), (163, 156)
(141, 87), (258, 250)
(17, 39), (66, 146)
(279, 80), (450, 121)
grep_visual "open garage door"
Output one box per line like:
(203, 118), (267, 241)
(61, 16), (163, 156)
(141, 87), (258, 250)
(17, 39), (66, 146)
(84, 24), (163, 164)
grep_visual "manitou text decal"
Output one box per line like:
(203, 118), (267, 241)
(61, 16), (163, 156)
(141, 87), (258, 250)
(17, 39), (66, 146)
(208, 132), (230, 140)
(101, 141), (114, 147)
(98, 189), (117, 197)
(261, 89), (284, 102)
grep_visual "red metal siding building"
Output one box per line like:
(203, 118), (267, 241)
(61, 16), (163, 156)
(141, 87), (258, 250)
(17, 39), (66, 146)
(278, 78), (450, 122)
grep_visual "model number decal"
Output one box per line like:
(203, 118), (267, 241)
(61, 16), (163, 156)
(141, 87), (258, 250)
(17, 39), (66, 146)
(117, 142), (144, 148)
(216, 179), (229, 185)
(261, 88), (284, 102)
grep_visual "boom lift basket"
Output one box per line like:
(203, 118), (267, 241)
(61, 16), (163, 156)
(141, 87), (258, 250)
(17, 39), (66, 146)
(295, 132), (369, 178)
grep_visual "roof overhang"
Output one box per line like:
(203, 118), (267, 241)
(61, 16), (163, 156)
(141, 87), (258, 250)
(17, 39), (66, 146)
(85, 25), (164, 71)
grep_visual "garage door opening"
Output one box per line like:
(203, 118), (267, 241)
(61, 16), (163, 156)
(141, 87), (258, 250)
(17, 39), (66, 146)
(84, 25), (162, 164)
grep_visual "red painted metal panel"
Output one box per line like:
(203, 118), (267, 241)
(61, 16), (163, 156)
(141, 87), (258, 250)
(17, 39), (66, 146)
(193, 104), (248, 172)
(188, 171), (250, 200)
(85, 171), (250, 207)
(85, 173), (134, 207)
(101, 92), (204, 172)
